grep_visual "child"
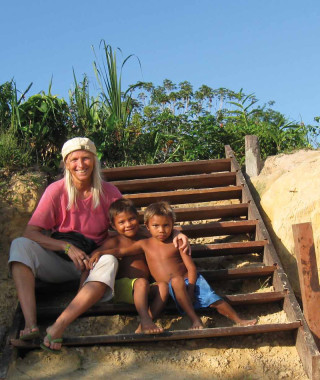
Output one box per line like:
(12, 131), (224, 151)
(88, 199), (168, 334)
(90, 201), (257, 330)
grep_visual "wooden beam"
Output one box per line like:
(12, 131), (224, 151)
(191, 240), (267, 258)
(101, 159), (232, 181)
(34, 291), (286, 320)
(125, 186), (243, 207)
(177, 220), (257, 238)
(293, 223), (320, 349)
(111, 172), (236, 194)
(11, 322), (301, 348)
(199, 265), (276, 281)
(136, 203), (249, 223)
(245, 135), (261, 177)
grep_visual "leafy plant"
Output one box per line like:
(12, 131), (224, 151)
(91, 40), (144, 164)
(18, 81), (72, 167)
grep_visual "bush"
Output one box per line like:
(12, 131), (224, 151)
(0, 131), (32, 169)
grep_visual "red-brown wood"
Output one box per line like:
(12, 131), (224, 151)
(101, 159), (232, 181)
(111, 172), (236, 193)
(293, 223), (320, 349)
(125, 186), (242, 206)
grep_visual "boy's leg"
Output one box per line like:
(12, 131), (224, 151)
(148, 281), (169, 320)
(210, 300), (257, 326)
(170, 276), (203, 330)
(133, 278), (164, 334)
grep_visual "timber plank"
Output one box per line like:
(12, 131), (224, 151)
(101, 159), (232, 181)
(34, 291), (286, 320)
(199, 265), (276, 280)
(191, 240), (267, 258)
(177, 220), (257, 238)
(11, 322), (301, 348)
(136, 204), (249, 223)
(111, 172), (236, 193)
(125, 186), (243, 207)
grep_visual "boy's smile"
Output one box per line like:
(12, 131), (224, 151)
(146, 215), (173, 242)
(112, 211), (140, 238)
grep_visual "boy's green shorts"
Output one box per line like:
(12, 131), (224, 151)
(113, 277), (138, 304)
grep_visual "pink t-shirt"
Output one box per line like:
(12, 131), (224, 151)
(28, 179), (122, 245)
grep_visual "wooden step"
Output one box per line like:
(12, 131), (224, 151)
(178, 220), (257, 238)
(199, 265), (276, 281)
(33, 291), (287, 320)
(11, 322), (301, 348)
(137, 204), (249, 223)
(125, 186), (243, 207)
(191, 240), (267, 258)
(101, 159), (232, 181)
(111, 172), (236, 194)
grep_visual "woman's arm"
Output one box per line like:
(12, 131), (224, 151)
(23, 225), (89, 271)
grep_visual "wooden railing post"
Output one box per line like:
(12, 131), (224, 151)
(293, 222), (320, 349)
(245, 135), (261, 177)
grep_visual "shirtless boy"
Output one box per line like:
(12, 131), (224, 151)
(88, 199), (168, 334)
(91, 201), (257, 330)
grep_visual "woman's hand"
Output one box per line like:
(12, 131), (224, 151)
(173, 232), (191, 256)
(66, 244), (90, 271)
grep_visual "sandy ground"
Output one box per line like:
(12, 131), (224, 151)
(0, 171), (310, 380)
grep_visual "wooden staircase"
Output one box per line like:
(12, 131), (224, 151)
(3, 145), (320, 379)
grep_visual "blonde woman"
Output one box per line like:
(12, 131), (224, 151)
(9, 137), (189, 353)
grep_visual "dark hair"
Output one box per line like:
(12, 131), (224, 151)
(108, 198), (138, 224)
(144, 201), (176, 225)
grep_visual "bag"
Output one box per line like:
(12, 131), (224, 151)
(52, 231), (98, 261)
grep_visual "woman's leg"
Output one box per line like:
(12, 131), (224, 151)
(43, 281), (107, 350)
(43, 255), (118, 350)
(9, 237), (79, 338)
(11, 262), (37, 335)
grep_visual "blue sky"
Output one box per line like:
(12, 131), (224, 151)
(1, 0), (320, 125)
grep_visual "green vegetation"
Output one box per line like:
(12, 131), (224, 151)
(0, 42), (318, 172)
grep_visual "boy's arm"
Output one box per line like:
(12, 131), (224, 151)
(179, 248), (197, 301)
(88, 241), (145, 268)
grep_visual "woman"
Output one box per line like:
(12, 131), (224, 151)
(9, 137), (188, 352)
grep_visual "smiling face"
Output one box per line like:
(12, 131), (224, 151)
(146, 214), (173, 242)
(112, 211), (140, 238)
(65, 150), (95, 185)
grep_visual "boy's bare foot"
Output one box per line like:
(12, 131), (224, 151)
(135, 321), (164, 334)
(189, 319), (204, 330)
(236, 318), (257, 326)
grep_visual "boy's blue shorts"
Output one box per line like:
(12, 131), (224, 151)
(169, 274), (222, 314)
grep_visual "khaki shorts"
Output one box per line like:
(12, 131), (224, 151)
(9, 237), (118, 302)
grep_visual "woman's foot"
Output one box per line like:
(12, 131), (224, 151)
(19, 325), (40, 341)
(40, 325), (64, 353)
